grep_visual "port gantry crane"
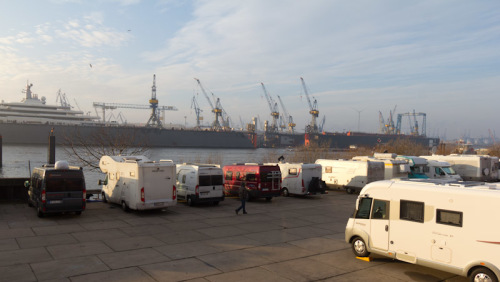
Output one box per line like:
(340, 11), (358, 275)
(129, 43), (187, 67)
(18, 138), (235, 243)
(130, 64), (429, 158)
(194, 78), (229, 131)
(260, 82), (280, 133)
(300, 77), (319, 134)
(277, 95), (296, 133)
(191, 95), (203, 128)
(395, 110), (427, 136)
(92, 75), (177, 127)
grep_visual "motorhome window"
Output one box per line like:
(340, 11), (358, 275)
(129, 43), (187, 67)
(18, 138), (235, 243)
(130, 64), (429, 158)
(46, 177), (84, 192)
(182, 175), (186, 184)
(199, 175), (210, 186)
(436, 209), (463, 227)
(289, 168), (298, 175)
(236, 172), (243, 180)
(435, 168), (444, 175)
(225, 171), (232, 180)
(246, 173), (256, 181)
(325, 166), (332, 173)
(212, 175), (223, 185)
(400, 200), (424, 223)
(442, 167), (457, 175)
(355, 197), (372, 219)
(424, 166), (430, 173)
(372, 200), (389, 219)
(260, 171), (280, 183)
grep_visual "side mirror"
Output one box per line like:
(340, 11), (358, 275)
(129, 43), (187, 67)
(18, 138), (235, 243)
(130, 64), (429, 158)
(24, 180), (30, 188)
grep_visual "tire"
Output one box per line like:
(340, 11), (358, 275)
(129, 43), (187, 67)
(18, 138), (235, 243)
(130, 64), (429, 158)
(281, 188), (289, 197)
(102, 193), (107, 203)
(265, 197), (272, 202)
(37, 205), (44, 218)
(187, 196), (194, 206)
(75, 211), (82, 216)
(121, 201), (130, 212)
(469, 267), (498, 282)
(213, 201), (219, 205)
(351, 236), (370, 257)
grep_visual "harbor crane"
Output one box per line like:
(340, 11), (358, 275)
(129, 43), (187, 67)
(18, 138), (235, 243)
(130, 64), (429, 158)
(379, 105), (397, 134)
(146, 74), (162, 128)
(300, 77), (319, 134)
(396, 111), (427, 136)
(190, 95), (203, 128)
(260, 82), (280, 133)
(194, 78), (228, 130)
(277, 95), (296, 133)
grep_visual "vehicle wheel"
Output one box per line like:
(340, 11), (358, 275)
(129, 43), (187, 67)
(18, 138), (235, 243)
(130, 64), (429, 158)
(121, 201), (130, 212)
(28, 199), (34, 207)
(187, 196), (194, 206)
(37, 206), (44, 218)
(102, 193), (107, 203)
(346, 187), (355, 194)
(469, 267), (498, 282)
(266, 197), (272, 202)
(351, 236), (370, 257)
(281, 188), (289, 197)
(75, 211), (82, 216)
(213, 201), (219, 205)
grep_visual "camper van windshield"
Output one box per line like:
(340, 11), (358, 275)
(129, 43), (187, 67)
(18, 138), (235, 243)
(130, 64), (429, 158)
(46, 177), (84, 192)
(442, 167), (457, 175)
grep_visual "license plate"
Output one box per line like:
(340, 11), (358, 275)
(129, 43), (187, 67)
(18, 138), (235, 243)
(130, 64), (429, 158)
(262, 188), (269, 191)
(154, 202), (164, 206)
(200, 192), (209, 195)
(49, 200), (62, 204)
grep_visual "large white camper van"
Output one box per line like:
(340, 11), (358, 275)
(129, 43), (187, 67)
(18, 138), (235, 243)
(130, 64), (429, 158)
(424, 160), (462, 180)
(345, 179), (500, 282)
(421, 154), (496, 182)
(315, 159), (384, 194)
(176, 163), (225, 206)
(99, 155), (177, 211)
(353, 153), (410, 180)
(269, 162), (326, 196)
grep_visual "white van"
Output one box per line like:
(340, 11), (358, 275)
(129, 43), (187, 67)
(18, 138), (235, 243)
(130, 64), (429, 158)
(424, 159), (462, 180)
(99, 155), (177, 211)
(315, 159), (384, 194)
(353, 153), (410, 180)
(176, 163), (225, 206)
(269, 162), (326, 196)
(421, 154), (495, 182)
(345, 179), (500, 282)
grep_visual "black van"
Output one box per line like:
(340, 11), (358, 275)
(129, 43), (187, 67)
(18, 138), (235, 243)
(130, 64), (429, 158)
(26, 161), (86, 217)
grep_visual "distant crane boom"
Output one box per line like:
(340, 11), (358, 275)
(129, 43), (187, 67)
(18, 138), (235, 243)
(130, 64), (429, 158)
(277, 95), (296, 133)
(300, 77), (319, 134)
(260, 82), (279, 133)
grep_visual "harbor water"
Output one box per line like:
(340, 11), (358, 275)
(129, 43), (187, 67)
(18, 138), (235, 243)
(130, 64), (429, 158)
(0, 145), (290, 191)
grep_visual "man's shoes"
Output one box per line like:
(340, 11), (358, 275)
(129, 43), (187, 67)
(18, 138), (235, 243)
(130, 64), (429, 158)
(235, 209), (238, 215)
(243, 211), (247, 214)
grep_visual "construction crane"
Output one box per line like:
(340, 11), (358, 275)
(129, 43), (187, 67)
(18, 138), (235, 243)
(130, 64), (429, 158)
(318, 115), (326, 133)
(190, 95), (203, 128)
(260, 82), (280, 133)
(93, 102), (177, 125)
(277, 95), (296, 133)
(194, 78), (227, 130)
(300, 77), (319, 134)
(379, 105), (397, 134)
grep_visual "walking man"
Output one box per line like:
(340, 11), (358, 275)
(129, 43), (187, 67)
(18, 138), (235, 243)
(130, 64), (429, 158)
(235, 181), (248, 214)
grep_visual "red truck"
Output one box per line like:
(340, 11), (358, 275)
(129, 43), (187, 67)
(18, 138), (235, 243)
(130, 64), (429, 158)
(223, 163), (281, 201)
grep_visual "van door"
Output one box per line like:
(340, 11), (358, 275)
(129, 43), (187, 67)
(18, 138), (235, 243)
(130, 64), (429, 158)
(370, 199), (390, 251)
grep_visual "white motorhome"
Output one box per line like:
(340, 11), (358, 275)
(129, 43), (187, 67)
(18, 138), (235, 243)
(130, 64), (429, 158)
(99, 155), (177, 211)
(345, 179), (500, 282)
(353, 153), (410, 180)
(175, 163), (225, 206)
(421, 154), (496, 182)
(424, 160), (462, 180)
(315, 159), (384, 194)
(269, 162), (326, 196)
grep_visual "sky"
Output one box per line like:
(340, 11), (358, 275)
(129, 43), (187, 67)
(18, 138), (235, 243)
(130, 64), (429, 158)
(1, 0), (499, 141)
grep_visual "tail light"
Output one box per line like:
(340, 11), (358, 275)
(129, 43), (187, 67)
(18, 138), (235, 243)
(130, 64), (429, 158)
(195, 185), (199, 196)
(173, 185), (177, 200)
(141, 187), (145, 202)
(41, 190), (46, 203)
(83, 189), (87, 202)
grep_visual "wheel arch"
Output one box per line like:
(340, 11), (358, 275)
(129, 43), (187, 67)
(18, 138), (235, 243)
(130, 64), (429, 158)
(465, 261), (500, 281)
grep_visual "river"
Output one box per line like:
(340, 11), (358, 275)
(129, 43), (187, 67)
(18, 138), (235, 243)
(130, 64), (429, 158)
(0, 145), (292, 191)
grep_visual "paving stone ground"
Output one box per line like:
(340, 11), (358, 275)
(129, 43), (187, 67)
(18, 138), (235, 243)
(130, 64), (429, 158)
(0, 191), (467, 281)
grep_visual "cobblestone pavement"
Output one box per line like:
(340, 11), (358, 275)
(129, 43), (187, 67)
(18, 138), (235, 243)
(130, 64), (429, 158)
(0, 191), (466, 281)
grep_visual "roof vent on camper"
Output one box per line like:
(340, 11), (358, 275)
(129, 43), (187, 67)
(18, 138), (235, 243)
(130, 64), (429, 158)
(55, 160), (70, 170)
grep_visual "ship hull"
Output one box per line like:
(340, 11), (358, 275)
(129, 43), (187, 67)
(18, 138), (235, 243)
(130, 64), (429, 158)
(0, 123), (255, 149)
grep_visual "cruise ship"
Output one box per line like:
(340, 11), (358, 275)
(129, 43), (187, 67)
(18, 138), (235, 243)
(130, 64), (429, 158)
(0, 82), (256, 148)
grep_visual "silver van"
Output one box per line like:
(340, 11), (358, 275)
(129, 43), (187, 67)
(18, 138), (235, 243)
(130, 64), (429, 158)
(26, 161), (86, 217)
